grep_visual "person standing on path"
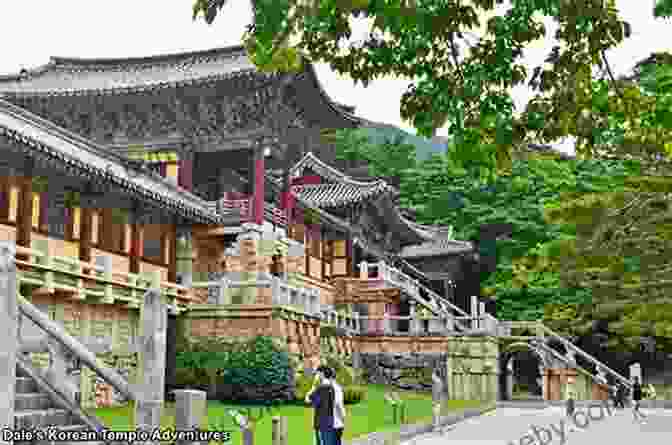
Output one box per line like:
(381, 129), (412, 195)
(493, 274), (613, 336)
(615, 383), (626, 409)
(631, 377), (647, 424)
(327, 367), (346, 445)
(564, 383), (581, 433)
(306, 366), (337, 445)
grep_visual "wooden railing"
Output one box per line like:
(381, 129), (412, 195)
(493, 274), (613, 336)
(14, 245), (191, 308)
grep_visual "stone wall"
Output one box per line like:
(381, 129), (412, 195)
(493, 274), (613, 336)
(185, 305), (321, 370)
(24, 289), (140, 409)
(445, 336), (499, 402)
(359, 352), (448, 392)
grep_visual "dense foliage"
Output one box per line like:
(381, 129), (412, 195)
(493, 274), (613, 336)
(176, 336), (295, 403)
(194, 0), (644, 175)
(333, 126), (672, 352)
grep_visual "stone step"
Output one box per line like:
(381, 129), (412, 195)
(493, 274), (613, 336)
(14, 408), (72, 430)
(15, 392), (52, 410)
(15, 376), (38, 394)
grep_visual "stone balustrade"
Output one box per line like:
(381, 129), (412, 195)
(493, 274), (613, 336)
(13, 245), (189, 310)
(271, 277), (320, 315)
(192, 275), (321, 316)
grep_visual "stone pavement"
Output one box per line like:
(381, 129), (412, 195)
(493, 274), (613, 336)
(401, 405), (672, 444)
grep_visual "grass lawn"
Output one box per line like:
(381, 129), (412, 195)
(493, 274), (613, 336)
(93, 384), (484, 444)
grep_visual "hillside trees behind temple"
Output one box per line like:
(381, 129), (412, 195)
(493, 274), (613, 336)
(331, 129), (665, 353)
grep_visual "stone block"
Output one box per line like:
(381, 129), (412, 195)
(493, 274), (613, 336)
(173, 389), (206, 435)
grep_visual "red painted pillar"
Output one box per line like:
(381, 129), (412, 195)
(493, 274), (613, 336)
(254, 146), (265, 225)
(178, 155), (193, 191)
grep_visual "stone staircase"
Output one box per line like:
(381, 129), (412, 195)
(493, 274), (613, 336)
(13, 364), (103, 445)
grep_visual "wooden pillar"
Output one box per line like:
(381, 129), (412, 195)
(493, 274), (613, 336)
(16, 167), (34, 259)
(253, 145), (265, 226)
(130, 217), (141, 275)
(321, 229), (327, 280)
(79, 207), (93, 269)
(167, 220), (178, 283)
(346, 237), (353, 277)
(177, 150), (194, 192)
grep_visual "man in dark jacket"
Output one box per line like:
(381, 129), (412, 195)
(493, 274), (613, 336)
(615, 383), (626, 409)
(306, 366), (336, 445)
(631, 377), (646, 423)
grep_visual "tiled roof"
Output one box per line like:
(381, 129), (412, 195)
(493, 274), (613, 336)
(291, 152), (395, 189)
(0, 46), (266, 96)
(292, 182), (393, 208)
(399, 238), (473, 258)
(0, 98), (228, 224)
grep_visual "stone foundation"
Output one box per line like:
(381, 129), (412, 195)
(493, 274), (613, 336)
(446, 336), (499, 402)
(359, 352), (448, 392)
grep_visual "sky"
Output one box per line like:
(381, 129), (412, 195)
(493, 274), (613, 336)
(1, 0), (670, 154)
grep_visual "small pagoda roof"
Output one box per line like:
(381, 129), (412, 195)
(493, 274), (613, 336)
(291, 152), (391, 186)
(292, 182), (394, 208)
(0, 98), (231, 224)
(290, 152), (396, 208)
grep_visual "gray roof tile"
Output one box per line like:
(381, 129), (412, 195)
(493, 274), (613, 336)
(292, 182), (392, 208)
(0, 46), (261, 96)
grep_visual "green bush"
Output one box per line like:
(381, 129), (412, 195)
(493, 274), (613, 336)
(343, 385), (366, 405)
(177, 336), (295, 404)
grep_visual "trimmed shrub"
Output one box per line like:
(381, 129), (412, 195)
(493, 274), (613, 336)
(176, 336), (295, 404)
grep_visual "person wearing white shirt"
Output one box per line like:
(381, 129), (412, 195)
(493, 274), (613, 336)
(329, 368), (346, 445)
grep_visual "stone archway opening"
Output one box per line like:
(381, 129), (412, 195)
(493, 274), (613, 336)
(499, 342), (547, 401)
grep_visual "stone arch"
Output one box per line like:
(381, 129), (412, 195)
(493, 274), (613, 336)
(499, 341), (550, 401)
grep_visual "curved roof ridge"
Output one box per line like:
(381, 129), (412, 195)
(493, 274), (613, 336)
(291, 151), (392, 188)
(48, 45), (247, 68)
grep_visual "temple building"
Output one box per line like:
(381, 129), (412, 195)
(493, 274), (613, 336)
(0, 45), (510, 411)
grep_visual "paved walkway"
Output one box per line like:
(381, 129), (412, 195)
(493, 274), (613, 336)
(402, 405), (672, 444)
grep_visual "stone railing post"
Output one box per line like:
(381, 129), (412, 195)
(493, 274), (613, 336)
(470, 296), (479, 330)
(134, 285), (168, 444)
(353, 312), (360, 333)
(359, 261), (368, 279)
(272, 416), (288, 445)
(0, 241), (17, 438)
(173, 389), (206, 445)
(95, 255), (114, 304)
(479, 302), (486, 331)
(217, 277), (230, 305)
(383, 313), (390, 335)
(409, 302), (419, 334)
(377, 260), (387, 281)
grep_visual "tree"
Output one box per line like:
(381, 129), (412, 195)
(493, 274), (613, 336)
(193, 0), (633, 174)
(529, 52), (672, 353)
(655, 0), (672, 18)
